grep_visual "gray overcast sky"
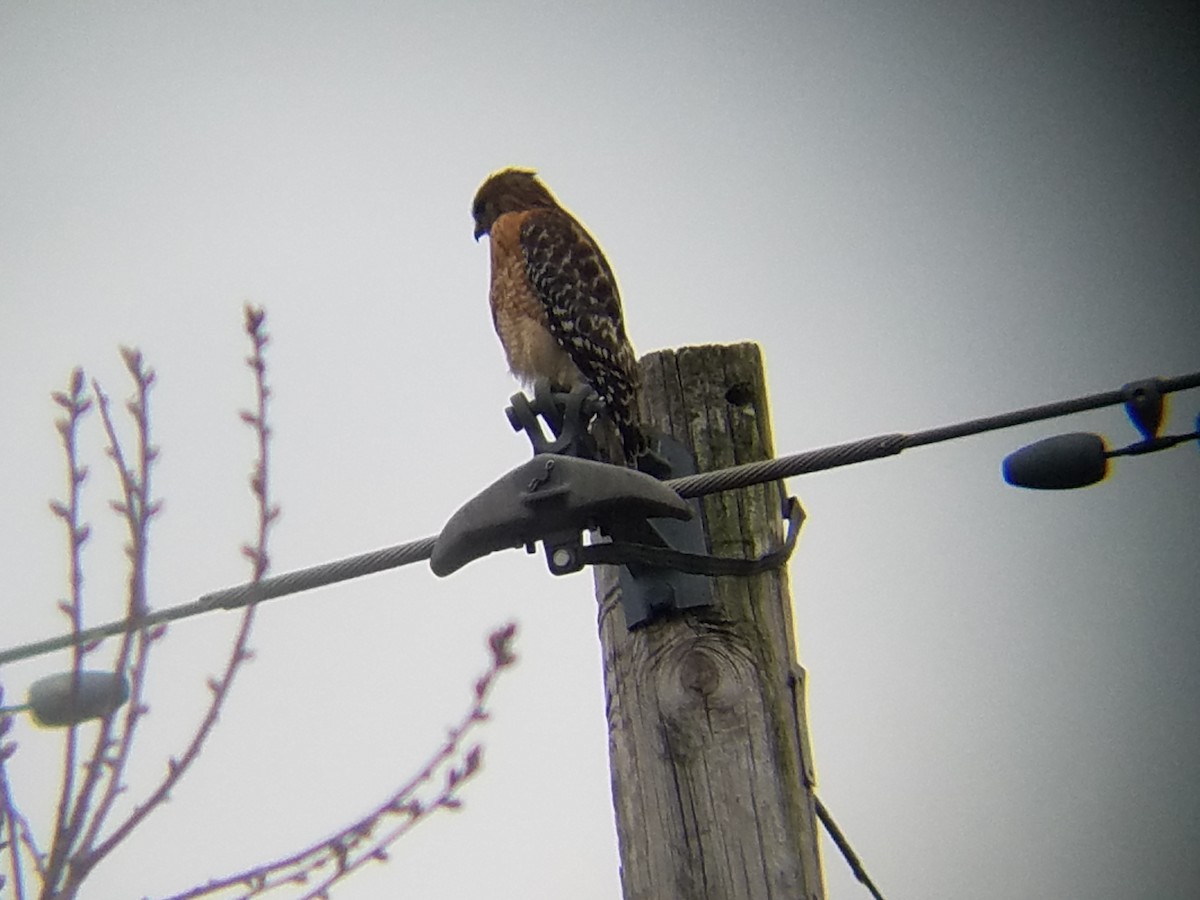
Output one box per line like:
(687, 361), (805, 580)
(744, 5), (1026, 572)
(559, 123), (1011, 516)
(1, 2), (1197, 898)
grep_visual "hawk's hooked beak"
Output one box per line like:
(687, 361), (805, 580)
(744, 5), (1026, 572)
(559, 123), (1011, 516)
(473, 225), (486, 241)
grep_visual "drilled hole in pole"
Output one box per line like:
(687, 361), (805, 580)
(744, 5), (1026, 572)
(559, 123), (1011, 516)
(725, 383), (755, 407)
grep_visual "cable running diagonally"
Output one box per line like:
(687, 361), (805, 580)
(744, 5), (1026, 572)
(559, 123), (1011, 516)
(1, 370), (1196, 667)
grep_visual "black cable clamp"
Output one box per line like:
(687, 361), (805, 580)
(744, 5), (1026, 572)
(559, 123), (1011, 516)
(431, 382), (804, 628)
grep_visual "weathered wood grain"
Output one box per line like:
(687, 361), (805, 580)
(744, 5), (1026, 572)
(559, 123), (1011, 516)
(595, 343), (824, 900)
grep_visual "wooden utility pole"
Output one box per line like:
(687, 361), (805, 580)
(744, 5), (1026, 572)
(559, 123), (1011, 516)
(595, 343), (824, 900)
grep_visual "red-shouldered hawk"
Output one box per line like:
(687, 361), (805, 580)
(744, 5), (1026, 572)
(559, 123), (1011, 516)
(472, 167), (648, 468)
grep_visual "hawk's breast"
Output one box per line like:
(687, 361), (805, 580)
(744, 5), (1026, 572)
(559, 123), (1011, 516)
(488, 211), (582, 388)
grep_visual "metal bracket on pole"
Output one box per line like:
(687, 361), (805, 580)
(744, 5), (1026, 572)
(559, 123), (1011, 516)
(429, 454), (693, 578)
(431, 382), (803, 628)
(506, 380), (603, 460)
(609, 434), (712, 628)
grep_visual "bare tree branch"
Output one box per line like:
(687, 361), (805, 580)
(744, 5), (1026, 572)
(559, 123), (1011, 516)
(2, 306), (515, 899)
(78, 307), (277, 876)
(163, 622), (518, 900)
(58, 350), (164, 893)
(42, 368), (93, 897)
(1, 693), (34, 899)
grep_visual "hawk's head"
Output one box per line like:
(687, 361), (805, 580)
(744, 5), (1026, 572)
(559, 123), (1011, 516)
(472, 168), (558, 240)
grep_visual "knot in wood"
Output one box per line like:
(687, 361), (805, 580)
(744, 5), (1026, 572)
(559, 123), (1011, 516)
(657, 641), (752, 725)
(679, 648), (720, 698)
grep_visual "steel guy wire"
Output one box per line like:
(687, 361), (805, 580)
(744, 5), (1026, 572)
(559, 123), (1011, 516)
(1, 369), (1196, 666)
